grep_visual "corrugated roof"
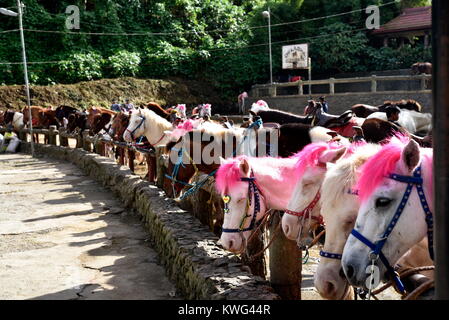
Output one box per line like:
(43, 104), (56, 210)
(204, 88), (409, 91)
(372, 6), (431, 35)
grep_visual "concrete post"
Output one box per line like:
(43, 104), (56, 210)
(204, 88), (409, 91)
(48, 126), (57, 145)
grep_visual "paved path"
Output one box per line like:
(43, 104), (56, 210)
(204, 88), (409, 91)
(0, 154), (179, 300)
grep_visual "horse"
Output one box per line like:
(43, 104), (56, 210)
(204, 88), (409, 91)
(411, 62), (432, 75)
(144, 102), (172, 121)
(351, 100), (423, 118)
(123, 108), (174, 147)
(361, 118), (432, 147)
(67, 111), (88, 133)
(281, 142), (349, 245)
(250, 100), (270, 114)
(250, 109), (313, 125)
(3, 110), (24, 131)
(163, 120), (267, 198)
(110, 112), (130, 141)
(216, 137), (344, 254)
(315, 142), (433, 300)
(367, 109), (432, 136)
(341, 137), (433, 291)
(89, 113), (114, 136)
(22, 106), (47, 127)
(86, 106), (116, 128)
(55, 105), (78, 124)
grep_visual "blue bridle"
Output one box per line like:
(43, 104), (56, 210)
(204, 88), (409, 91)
(221, 172), (262, 234)
(349, 164), (433, 294)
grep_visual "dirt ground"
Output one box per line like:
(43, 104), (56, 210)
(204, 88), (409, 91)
(0, 153), (180, 300)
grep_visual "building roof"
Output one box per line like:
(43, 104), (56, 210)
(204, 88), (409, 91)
(372, 6), (431, 35)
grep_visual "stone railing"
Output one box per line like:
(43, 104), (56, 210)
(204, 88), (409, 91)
(251, 74), (432, 98)
(0, 126), (280, 300)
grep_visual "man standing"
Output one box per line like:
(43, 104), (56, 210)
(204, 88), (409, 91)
(319, 96), (329, 113)
(111, 99), (121, 112)
(122, 99), (134, 112)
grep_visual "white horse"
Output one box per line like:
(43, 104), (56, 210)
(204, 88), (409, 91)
(216, 133), (340, 253)
(123, 108), (175, 147)
(315, 142), (433, 299)
(10, 112), (24, 131)
(281, 141), (351, 244)
(367, 109), (432, 135)
(341, 138), (433, 290)
(314, 143), (381, 299)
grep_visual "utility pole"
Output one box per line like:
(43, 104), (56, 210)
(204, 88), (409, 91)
(17, 0), (34, 157)
(262, 8), (273, 84)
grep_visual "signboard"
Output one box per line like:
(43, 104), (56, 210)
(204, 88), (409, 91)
(282, 44), (309, 70)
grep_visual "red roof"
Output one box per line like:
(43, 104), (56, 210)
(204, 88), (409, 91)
(372, 6), (431, 35)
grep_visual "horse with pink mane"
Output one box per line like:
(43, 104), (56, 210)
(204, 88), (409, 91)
(281, 141), (357, 244)
(216, 140), (348, 254)
(342, 136), (433, 293)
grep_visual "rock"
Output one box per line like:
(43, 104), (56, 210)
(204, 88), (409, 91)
(108, 207), (125, 215)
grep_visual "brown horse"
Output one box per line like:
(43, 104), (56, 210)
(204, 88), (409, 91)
(86, 107), (116, 128)
(0, 110), (4, 126)
(144, 102), (172, 121)
(411, 62), (432, 75)
(361, 118), (432, 147)
(351, 99), (422, 118)
(89, 113), (114, 136)
(110, 112), (130, 141)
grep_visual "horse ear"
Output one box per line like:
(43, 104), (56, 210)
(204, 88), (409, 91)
(400, 139), (420, 172)
(239, 158), (250, 177)
(318, 146), (347, 164)
(249, 111), (257, 117)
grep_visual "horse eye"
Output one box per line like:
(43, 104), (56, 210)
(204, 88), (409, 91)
(375, 197), (392, 208)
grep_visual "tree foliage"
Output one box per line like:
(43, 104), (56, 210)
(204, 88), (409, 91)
(0, 0), (432, 102)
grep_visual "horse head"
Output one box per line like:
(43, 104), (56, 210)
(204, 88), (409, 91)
(314, 143), (380, 300)
(216, 156), (268, 254)
(282, 142), (347, 244)
(341, 137), (433, 290)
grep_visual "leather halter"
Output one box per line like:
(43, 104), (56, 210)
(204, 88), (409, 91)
(221, 171), (264, 234)
(349, 164), (433, 294)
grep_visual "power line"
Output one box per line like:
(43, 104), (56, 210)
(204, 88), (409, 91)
(0, 25), (368, 66)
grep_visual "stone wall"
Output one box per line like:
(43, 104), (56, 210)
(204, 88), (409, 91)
(246, 91), (432, 115)
(18, 142), (279, 300)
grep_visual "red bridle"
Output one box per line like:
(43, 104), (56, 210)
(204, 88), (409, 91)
(284, 189), (324, 225)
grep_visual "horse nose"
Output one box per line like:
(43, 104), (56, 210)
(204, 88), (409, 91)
(339, 267), (346, 280)
(322, 280), (337, 298)
(344, 264), (355, 280)
(228, 239), (234, 250)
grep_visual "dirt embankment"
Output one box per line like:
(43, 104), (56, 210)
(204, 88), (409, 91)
(0, 77), (230, 112)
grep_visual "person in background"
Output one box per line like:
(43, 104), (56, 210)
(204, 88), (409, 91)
(122, 99), (134, 112)
(319, 96), (329, 113)
(111, 99), (121, 112)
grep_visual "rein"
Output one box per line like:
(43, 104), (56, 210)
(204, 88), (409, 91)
(349, 164), (433, 295)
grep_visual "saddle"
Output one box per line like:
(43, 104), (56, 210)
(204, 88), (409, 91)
(323, 110), (354, 128)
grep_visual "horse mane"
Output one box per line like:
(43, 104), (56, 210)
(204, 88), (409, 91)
(321, 143), (381, 209)
(138, 108), (172, 132)
(293, 141), (345, 179)
(146, 102), (170, 120)
(356, 135), (433, 203)
(215, 154), (299, 194)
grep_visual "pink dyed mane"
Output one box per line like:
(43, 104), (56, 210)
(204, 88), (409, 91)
(216, 141), (349, 194)
(293, 141), (346, 178)
(356, 136), (433, 203)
